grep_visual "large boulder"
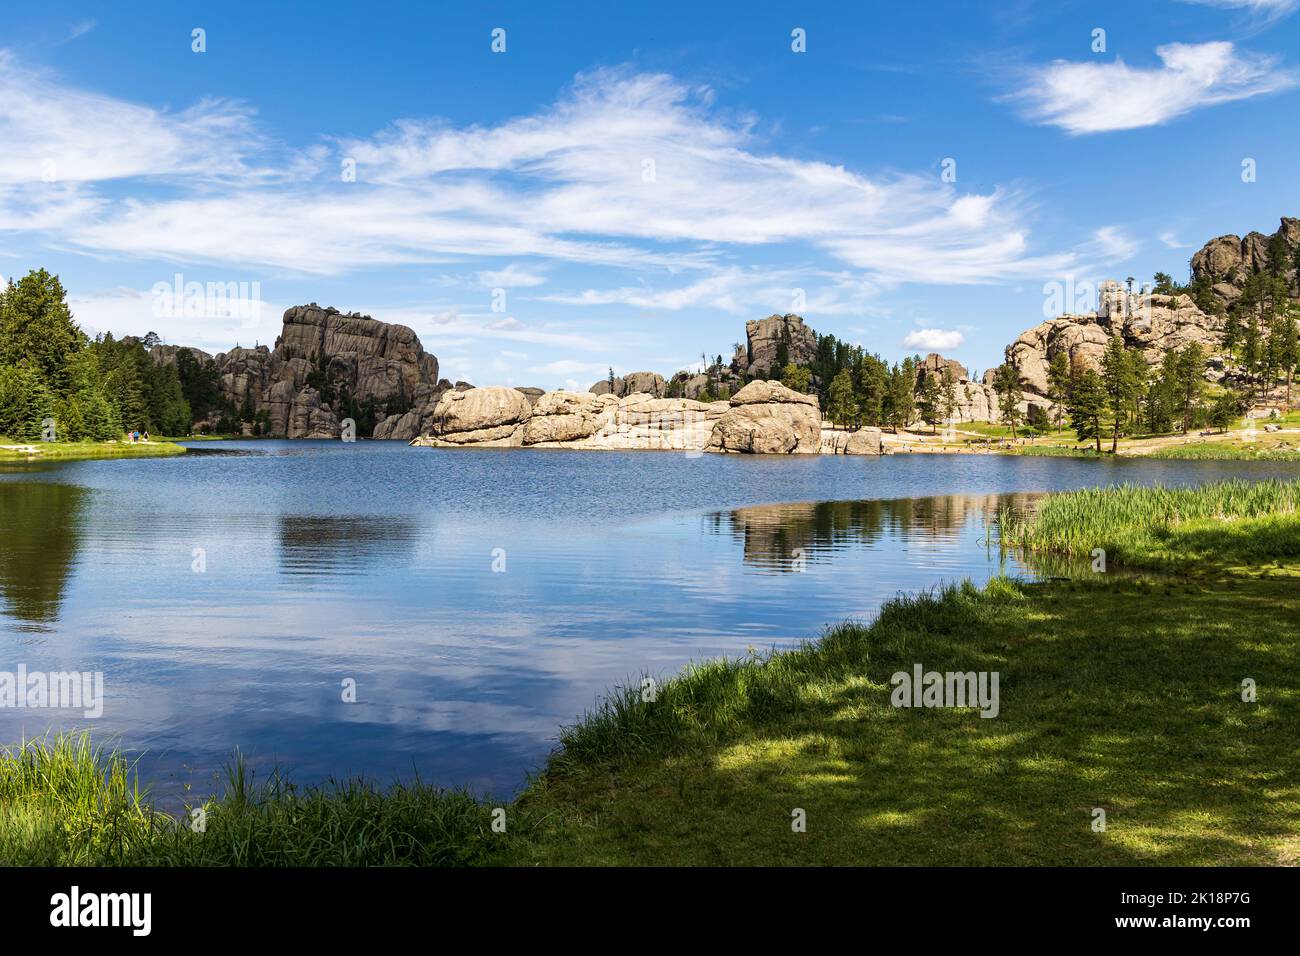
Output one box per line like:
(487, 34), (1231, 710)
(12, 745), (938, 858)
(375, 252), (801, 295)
(706, 380), (822, 454)
(1191, 235), (1246, 284)
(845, 427), (883, 455)
(520, 391), (611, 444)
(424, 386), (533, 445)
(821, 427), (882, 455)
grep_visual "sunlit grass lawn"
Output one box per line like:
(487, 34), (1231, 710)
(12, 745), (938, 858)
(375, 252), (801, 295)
(0, 436), (186, 460)
(504, 574), (1299, 866)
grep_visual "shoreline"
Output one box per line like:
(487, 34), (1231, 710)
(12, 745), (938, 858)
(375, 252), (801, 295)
(3, 478), (1297, 866)
(0, 440), (187, 462)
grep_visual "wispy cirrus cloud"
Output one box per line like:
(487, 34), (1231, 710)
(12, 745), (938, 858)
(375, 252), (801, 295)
(1008, 41), (1295, 134)
(477, 264), (548, 288)
(0, 54), (1083, 296)
(60, 19), (98, 43)
(1179, 0), (1298, 22)
(0, 52), (262, 185)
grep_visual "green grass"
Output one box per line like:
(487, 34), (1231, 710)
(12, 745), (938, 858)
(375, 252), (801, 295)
(1013, 445), (1102, 458)
(4, 481), (1299, 866)
(1147, 441), (1300, 461)
(0, 437), (187, 461)
(998, 478), (1300, 571)
(506, 574), (1299, 866)
(0, 735), (496, 865)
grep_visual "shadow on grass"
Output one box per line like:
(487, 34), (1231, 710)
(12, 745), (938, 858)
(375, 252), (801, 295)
(510, 575), (1300, 866)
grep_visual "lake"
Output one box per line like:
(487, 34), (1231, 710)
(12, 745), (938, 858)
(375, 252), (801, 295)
(3, 440), (1297, 808)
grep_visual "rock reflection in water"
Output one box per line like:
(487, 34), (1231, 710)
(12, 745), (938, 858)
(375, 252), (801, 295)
(277, 515), (420, 576)
(712, 493), (1042, 571)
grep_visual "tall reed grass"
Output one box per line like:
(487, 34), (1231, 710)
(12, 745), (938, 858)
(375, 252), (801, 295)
(998, 478), (1300, 568)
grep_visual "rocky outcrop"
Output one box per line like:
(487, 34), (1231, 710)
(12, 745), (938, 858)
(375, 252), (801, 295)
(152, 304), (443, 437)
(520, 391), (615, 445)
(1004, 281), (1227, 414)
(588, 372), (667, 398)
(1191, 217), (1300, 310)
(149, 344), (213, 367)
(914, 352), (1001, 423)
(424, 386), (533, 446)
(706, 380), (822, 454)
(414, 388), (730, 451)
(286, 386), (339, 439)
(732, 314), (818, 379)
(410, 379), (860, 454)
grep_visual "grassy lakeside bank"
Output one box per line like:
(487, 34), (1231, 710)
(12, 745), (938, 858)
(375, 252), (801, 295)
(998, 478), (1300, 572)
(0, 437), (187, 461)
(3, 480), (1297, 866)
(889, 415), (1300, 461)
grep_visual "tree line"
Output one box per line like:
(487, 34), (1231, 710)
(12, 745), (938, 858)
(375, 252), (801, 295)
(0, 269), (235, 441)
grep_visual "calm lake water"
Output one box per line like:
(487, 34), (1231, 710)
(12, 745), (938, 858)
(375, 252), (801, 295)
(3, 441), (1298, 807)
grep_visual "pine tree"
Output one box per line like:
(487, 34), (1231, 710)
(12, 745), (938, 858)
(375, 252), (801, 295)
(1273, 305), (1299, 411)
(1068, 368), (1106, 453)
(1175, 343), (1207, 433)
(991, 359), (1023, 438)
(939, 366), (957, 430)
(1100, 335), (1140, 452)
(827, 369), (855, 427)
(0, 269), (86, 395)
(917, 374), (941, 433)
(1046, 351), (1071, 433)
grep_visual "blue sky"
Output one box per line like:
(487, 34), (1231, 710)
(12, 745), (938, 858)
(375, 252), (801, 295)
(3, 0), (1299, 388)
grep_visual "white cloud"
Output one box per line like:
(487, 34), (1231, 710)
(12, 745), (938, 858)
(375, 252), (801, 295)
(1179, 0), (1298, 20)
(1010, 41), (1295, 134)
(65, 20), (97, 41)
(902, 328), (965, 351)
(1160, 231), (1190, 249)
(69, 286), (289, 353)
(0, 54), (1078, 291)
(0, 52), (263, 185)
(355, 305), (635, 355)
(1089, 226), (1139, 261)
(477, 264), (547, 288)
(527, 358), (609, 378)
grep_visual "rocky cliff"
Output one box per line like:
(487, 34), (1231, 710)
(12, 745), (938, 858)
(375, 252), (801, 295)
(1003, 282), (1227, 415)
(1191, 216), (1299, 310)
(999, 216), (1300, 414)
(153, 305), (445, 438)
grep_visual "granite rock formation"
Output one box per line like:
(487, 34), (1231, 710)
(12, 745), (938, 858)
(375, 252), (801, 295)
(410, 380), (857, 455)
(705, 380), (822, 454)
(732, 314), (818, 379)
(151, 304), (443, 438)
(1191, 216), (1300, 309)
